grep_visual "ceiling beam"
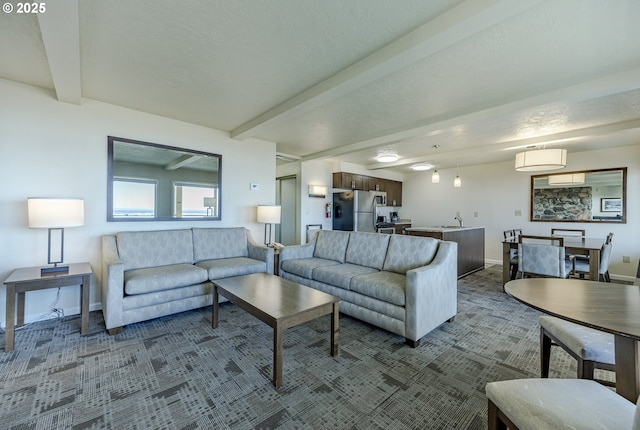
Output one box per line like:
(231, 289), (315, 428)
(165, 154), (202, 171)
(230, 0), (544, 140)
(37, 0), (82, 104)
(300, 67), (640, 165)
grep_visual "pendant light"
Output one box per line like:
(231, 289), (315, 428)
(515, 148), (567, 171)
(432, 145), (440, 183)
(453, 164), (461, 187)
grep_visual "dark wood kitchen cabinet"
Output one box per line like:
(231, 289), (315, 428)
(386, 180), (402, 207)
(333, 172), (365, 190)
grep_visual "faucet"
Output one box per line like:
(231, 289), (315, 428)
(454, 215), (463, 227)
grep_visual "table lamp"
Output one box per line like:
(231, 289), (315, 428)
(204, 197), (217, 217)
(257, 205), (281, 245)
(27, 197), (85, 274)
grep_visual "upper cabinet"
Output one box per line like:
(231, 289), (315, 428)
(333, 172), (402, 206)
(386, 180), (402, 207)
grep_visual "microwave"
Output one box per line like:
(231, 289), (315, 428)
(372, 191), (387, 206)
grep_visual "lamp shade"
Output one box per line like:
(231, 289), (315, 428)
(28, 198), (85, 228)
(308, 185), (327, 198)
(547, 173), (585, 185)
(203, 197), (217, 207)
(515, 148), (567, 171)
(257, 205), (281, 224)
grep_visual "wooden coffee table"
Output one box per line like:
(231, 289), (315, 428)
(211, 273), (339, 388)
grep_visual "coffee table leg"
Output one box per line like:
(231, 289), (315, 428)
(212, 286), (219, 329)
(331, 302), (339, 357)
(274, 325), (283, 388)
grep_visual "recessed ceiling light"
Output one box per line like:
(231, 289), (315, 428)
(411, 163), (433, 171)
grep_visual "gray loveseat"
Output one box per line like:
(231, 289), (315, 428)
(279, 230), (457, 347)
(101, 227), (273, 334)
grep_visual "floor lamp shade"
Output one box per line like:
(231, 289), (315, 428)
(257, 205), (281, 245)
(27, 198), (85, 274)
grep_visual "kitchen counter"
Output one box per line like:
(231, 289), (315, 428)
(407, 226), (483, 232)
(407, 226), (485, 278)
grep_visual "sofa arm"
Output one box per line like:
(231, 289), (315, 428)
(279, 240), (316, 274)
(101, 235), (125, 330)
(246, 230), (275, 275)
(405, 240), (458, 342)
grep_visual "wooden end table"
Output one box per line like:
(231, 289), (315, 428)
(4, 262), (92, 352)
(212, 273), (339, 388)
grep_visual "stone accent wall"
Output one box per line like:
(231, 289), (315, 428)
(532, 187), (592, 220)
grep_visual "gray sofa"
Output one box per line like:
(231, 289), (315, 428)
(101, 227), (273, 334)
(279, 230), (457, 347)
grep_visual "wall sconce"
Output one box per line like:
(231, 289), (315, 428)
(308, 185), (327, 198)
(27, 197), (85, 274)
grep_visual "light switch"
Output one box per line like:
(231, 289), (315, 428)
(515, 210), (522, 216)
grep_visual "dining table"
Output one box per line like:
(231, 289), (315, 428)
(502, 236), (604, 285)
(505, 278), (640, 402)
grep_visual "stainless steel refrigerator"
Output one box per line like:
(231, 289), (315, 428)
(333, 190), (377, 232)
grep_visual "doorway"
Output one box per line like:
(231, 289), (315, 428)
(276, 175), (297, 245)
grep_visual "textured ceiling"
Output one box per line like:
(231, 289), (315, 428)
(1, 0), (640, 172)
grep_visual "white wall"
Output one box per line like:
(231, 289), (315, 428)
(402, 145), (640, 280)
(0, 79), (277, 326)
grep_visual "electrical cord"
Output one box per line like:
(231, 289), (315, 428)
(0, 287), (64, 332)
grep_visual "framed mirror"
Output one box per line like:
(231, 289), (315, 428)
(108, 136), (222, 221)
(530, 167), (626, 223)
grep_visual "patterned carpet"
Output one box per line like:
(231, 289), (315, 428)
(0, 265), (609, 429)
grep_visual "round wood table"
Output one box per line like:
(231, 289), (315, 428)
(505, 278), (640, 402)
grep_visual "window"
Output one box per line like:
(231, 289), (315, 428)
(113, 178), (157, 217)
(174, 182), (218, 217)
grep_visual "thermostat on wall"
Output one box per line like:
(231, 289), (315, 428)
(250, 183), (260, 191)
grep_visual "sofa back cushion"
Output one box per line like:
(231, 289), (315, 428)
(383, 235), (439, 274)
(345, 231), (390, 270)
(192, 227), (248, 262)
(314, 230), (350, 263)
(117, 229), (195, 271)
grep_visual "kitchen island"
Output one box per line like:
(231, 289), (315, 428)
(406, 226), (485, 278)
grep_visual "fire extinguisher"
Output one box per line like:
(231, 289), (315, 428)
(325, 203), (331, 218)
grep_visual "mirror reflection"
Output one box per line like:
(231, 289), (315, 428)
(108, 136), (221, 221)
(530, 167), (626, 223)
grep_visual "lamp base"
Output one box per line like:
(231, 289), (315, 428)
(41, 265), (69, 275)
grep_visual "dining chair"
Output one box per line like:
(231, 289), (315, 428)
(503, 229), (519, 280)
(635, 260), (640, 286)
(486, 378), (638, 430)
(517, 235), (573, 278)
(551, 228), (586, 237)
(573, 239), (613, 282)
(539, 315), (615, 386)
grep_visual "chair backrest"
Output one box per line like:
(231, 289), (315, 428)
(551, 228), (586, 238)
(606, 232), (614, 245)
(634, 260), (640, 287)
(597, 243), (613, 274)
(503, 229), (514, 240)
(513, 228), (522, 238)
(518, 242), (568, 278)
(519, 235), (564, 246)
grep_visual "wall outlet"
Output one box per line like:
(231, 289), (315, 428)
(623, 256), (631, 263)
(515, 210), (522, 216)
(250, 183), (259, 191)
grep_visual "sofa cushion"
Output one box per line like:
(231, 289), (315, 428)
(124, 264), (208, 295)
(281, 257), (339, 279)
(345, 231), (390, 270)
(196, 257), (266, 280)
(312, 263), (379, 290)
(350, 271), (407, 306)
(117, 229), (195, 271)
(313, 230), (350, 263)
(383, 235), (439, 275)
(123, 283), (212, 311)
(192, 227), (249, 261)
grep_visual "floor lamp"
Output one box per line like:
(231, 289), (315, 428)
(257, 205), (281, 246)
(27, 197), (85, 274)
